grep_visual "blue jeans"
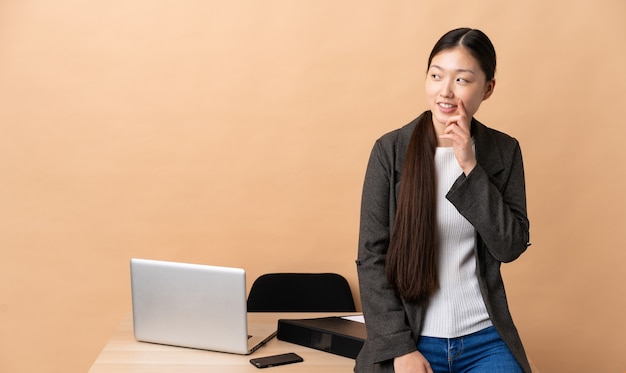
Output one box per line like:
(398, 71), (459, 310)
(417, 326), (523, 373)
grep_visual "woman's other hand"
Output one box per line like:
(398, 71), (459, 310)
(393, 350), (434, 373)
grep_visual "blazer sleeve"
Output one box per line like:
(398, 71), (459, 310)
(356, 139), (418, 364)
(446, 138), (530, 263)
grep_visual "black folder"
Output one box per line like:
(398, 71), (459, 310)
(277, 316), (367, 359)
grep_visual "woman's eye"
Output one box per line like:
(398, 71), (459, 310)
(456, 78), (469, 84)
(431, 74), (441, 80)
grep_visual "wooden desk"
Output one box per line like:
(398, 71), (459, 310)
(89, 312), (357, 372)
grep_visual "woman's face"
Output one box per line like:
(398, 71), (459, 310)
(425, 46), (495, 128)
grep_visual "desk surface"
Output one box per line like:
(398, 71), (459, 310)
(89, 312), (358, 372)
(89, 313), (539, 373)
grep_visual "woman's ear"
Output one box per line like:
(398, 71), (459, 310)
(483, 79), (496, 100)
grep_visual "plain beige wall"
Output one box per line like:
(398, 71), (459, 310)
(1, 1), (625, 372)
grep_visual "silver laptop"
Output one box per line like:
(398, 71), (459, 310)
(130, 258), (276, 354)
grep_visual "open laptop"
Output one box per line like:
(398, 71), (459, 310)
(130, 258), (277, 354)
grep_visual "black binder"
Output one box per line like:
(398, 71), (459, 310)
(277, 316), (367, 359)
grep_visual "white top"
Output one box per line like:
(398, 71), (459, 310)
(420, 147), (492, 338)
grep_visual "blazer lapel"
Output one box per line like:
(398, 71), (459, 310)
(472, 119), (505, 178)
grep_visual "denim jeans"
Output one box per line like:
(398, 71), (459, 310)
(417, 326), (523, 373)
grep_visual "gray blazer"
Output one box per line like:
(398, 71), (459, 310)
(355, 111), (531, 373)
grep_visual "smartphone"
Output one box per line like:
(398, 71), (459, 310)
(250, 352), (304, 368)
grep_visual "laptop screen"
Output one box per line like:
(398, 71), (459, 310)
(130, 258), (251, 354)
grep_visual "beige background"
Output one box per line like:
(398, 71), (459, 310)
(1, 1), (625, 372)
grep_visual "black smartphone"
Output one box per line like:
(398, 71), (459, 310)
(250, 352), (304, 368)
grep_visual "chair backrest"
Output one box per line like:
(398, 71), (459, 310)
(247, 273), (356, 312)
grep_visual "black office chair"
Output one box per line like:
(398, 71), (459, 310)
(247, 273), (356, 312)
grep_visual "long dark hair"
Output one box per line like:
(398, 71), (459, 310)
(385, 28), (496, 305)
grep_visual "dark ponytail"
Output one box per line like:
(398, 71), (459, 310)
(386, 112), (438, 305)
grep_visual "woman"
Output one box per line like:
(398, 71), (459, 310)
(355, 28), (531, 373)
